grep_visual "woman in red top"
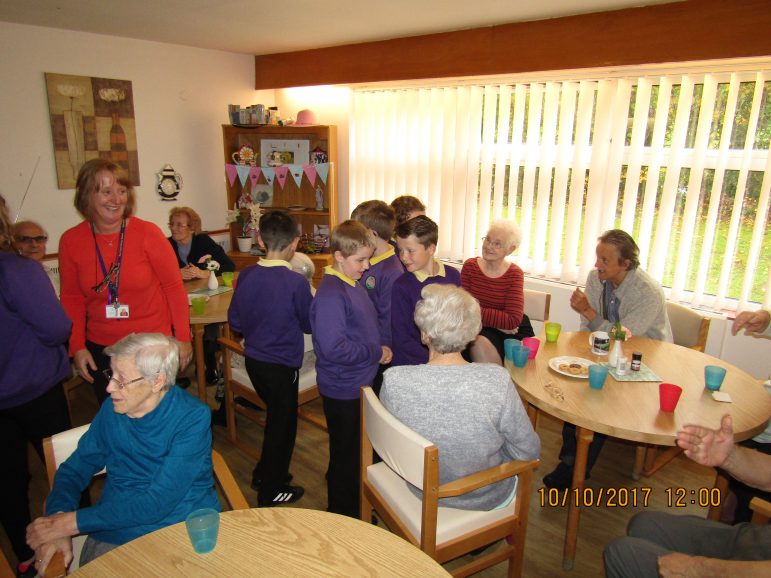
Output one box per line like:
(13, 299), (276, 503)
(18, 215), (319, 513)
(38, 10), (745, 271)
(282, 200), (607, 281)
(461, 220), (533, 364)
(59, 159), (192, 403)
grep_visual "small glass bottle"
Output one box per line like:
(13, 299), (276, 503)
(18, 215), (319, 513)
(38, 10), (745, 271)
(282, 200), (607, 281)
(617, 356), (628, 375)
(631, 351), (642, 371)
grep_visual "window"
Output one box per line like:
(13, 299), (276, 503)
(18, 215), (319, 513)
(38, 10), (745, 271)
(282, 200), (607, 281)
(350, 59), (771, 311)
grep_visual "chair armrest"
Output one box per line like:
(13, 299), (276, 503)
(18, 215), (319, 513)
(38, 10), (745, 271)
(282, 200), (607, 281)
(42, 552), (66, 578)
(438, 459), (540, 499)
(218, 336), (245, 356)
(750, 497), (771, 524)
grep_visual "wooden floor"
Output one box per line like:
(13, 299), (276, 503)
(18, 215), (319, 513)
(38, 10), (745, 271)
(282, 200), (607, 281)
(4, 373), (718, 577)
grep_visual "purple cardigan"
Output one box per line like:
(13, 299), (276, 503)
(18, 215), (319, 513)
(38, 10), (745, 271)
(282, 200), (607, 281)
(0, 252), (72, 409)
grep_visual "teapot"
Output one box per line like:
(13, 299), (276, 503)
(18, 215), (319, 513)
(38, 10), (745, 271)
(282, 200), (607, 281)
(232, 144), (257, 166)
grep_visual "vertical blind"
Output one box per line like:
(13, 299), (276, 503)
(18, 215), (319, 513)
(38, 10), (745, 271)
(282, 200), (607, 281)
(349, 61), (771, 311)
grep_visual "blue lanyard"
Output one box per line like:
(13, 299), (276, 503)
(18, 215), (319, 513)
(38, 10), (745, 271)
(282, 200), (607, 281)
(91, 219), (126, 305)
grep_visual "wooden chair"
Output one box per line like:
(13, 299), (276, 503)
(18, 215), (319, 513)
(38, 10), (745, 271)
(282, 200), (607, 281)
(0, 546), (15, 578)
(523, 288), (551, 323)
(41, 424), (247, 577)
(360, 387), (539, 577)
(750, 496), (771, 524)
(633, 302), (712, 478)
(219, 333), (326, 461)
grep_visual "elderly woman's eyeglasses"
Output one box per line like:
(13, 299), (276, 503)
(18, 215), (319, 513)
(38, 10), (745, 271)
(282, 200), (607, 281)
(102, 369), (145, 390)
(15, 235), (48, 243)
(481, 236), (504, 250)
(169, 222), (189, 229)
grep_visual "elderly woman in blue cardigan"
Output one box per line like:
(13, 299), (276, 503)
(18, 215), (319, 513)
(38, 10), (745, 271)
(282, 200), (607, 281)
(27, 333), (218, 574)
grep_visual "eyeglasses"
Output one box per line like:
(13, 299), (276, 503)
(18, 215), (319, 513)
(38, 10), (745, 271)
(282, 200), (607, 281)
(481, 236), (505, 250)
(92, 263), (119, 294)
(169, 222), (189, 229)
(102, 369), (145, 390)
(15, 235), (48, 243)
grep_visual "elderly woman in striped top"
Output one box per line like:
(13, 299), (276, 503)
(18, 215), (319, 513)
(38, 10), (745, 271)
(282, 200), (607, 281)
(460, 220), (534, 365)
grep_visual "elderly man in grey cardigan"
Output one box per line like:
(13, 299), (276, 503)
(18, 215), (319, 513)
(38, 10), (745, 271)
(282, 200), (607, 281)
(381, 284), (540, 510)
(544, 229), (672, 490)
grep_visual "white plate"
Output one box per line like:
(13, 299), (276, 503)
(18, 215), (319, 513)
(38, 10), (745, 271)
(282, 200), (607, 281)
(548, 356), (593, 379)
(187, 294), (210, 306)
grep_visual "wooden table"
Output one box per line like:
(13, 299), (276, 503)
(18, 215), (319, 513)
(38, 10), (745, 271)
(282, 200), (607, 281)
(186, 277), (234, 404)
(70, 508), (451, 577)
(508, 331), (771, 570)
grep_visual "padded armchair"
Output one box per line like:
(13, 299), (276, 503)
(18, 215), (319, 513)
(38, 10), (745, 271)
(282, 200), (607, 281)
(523, 288), (551, 323)
(360, 387), (539, 577)
(219, 333), (326, 460)
(667, 301), (710, 352)
(41, 424), (247, 577)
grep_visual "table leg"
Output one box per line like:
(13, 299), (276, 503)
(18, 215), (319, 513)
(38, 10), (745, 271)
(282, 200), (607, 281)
(526, 403), (539, 430)
(563, 426), (594, 570)
(193, 323), (207, 404)
(707, 469), (730, 522)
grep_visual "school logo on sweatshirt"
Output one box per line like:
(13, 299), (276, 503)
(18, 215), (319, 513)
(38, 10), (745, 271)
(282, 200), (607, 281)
(364, 275), (376, 290)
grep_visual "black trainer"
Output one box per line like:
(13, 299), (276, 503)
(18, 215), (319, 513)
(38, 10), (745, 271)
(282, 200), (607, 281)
(251, 472), (293, 491)
(258, 485), (304, 507)
(542, 462), (574, 491)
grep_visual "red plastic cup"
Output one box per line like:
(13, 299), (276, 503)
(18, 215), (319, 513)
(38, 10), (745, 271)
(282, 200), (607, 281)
(522, 337), (540, 359)
(659, 383), (682, 412)
(231, 278), (238, 290)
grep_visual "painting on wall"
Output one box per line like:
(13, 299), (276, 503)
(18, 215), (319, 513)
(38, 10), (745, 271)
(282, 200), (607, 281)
(44, 73), (140, 189)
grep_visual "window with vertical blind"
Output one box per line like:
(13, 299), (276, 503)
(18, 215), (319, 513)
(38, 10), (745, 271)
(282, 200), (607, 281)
(349, 59), (771, 311)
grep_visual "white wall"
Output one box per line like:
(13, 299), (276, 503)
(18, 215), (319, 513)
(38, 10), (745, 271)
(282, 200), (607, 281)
(0, 21), (272, 251)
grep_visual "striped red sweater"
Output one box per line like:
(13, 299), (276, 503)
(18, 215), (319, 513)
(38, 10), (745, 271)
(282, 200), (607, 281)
(460, 258), (525, 330)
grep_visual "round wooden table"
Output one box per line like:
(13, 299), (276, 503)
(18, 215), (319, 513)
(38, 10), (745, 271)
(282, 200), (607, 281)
(508, 331), (771, 570)
(186, 277), (235, 404)
(70, 508), (451, 577)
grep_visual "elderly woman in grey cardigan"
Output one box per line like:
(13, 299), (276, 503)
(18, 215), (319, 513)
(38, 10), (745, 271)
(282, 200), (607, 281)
(380, 284), (540, 510)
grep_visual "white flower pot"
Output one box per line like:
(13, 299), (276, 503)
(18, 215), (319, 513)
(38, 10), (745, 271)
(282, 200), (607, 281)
(236, 236), (252, 252)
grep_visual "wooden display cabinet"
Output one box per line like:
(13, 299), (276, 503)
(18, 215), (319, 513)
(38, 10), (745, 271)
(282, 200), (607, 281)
(222, 124), (337, 282)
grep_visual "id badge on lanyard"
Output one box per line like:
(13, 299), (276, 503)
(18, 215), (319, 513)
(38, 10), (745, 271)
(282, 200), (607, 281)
(93, 220), (130, 319)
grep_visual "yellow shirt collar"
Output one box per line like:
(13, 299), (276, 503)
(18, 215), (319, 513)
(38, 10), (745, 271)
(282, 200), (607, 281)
(324, 265), (357, 287)
(258, 259), (292, 270)
(369, 245), (396, 266)
(413, 259), (446, 283)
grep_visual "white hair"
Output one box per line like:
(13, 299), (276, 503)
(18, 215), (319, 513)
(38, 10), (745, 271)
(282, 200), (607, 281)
(104, 333), (179, 391)
(414, 285), (482, 354)
(488, 219), (522, 252)
(290, 252), (315, 282)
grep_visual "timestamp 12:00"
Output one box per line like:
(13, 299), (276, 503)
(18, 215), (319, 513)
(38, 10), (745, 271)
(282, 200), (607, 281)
(538, 486), (721, 508)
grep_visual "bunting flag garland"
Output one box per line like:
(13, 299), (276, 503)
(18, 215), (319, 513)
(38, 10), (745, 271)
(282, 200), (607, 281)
(225, 164), (238, 186)
(274, 166), (289, 189)
(224, 162), (330, 189)
(288, 164), (304, 188)
(261, 167), (275, 186)
(303, 164), (317, 187)
(236, 165), (251, 187)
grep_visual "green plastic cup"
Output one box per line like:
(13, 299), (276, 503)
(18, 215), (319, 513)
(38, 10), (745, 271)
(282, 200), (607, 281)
(545, 322), (562, 343)
(191, 296), (206, 315)
(221, 272), (235, 287)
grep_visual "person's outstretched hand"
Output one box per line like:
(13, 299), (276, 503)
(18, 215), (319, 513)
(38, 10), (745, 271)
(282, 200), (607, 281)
(676, 414), (734, 468)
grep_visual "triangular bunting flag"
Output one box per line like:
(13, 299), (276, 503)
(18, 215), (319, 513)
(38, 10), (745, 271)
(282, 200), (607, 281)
(275, 166), (289, 189)
(303, 164), (317, 187)
(225, 164), (238, 186)
(288, 164), (304, 188)
(261, 167), (275, 186)
(315, 163), (329, 185)
(236, 165), (251, 187)
(249, 166), (262, 186)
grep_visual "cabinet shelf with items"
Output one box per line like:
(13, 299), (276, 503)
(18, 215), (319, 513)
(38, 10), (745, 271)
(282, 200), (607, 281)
(222, 123), (337, 277)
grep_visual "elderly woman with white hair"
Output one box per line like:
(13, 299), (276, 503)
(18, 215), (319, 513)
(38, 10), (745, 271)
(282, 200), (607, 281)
(381, 285), (540, 510)
(27, 333), (218, 574)
(461, 219), (533, 364)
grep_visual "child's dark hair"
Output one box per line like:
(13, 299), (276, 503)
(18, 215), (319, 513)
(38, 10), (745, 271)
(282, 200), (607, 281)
(258, 210), (298, 251)
(330, 220), (375, 257)
(394, 215), (438, 248)
(350, 200), (396, 240)
(390, 195), (426, 225)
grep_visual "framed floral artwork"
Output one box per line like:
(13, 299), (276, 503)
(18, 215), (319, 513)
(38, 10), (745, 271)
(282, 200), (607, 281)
(44, 72), (140, 189)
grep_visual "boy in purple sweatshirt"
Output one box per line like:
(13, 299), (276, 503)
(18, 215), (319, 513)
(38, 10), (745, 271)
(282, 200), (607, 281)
(390, 215), (461, 366)
(228, 210), (312, 507)
(351, 200), (403, 394)
(310, 220), (392, 517)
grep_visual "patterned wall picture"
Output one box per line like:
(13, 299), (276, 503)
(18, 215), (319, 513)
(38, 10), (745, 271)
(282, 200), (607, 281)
(44, 72), (140, 189)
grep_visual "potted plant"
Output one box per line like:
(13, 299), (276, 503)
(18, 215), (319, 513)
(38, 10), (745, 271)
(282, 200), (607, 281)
(608, 321), (628, 367)
(227, 203), (261, 252)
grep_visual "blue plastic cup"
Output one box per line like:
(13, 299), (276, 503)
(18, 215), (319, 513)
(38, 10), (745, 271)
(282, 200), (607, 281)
(512, 346), (530, 368)
(185, 508), (219, 554)
(588, 364), (609, 390)
(504, 339), (521, 360)
(704, 365), (727, 391)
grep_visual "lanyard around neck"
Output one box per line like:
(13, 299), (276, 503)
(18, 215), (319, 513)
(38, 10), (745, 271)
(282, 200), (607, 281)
(91, 219), (126, 304)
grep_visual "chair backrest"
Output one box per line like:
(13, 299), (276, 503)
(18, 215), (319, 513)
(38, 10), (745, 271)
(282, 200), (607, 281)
(43, 424), (94, 488)
(666, 301), (710, 352)
(0, 546), (15, 578)
(362, 387), (433, 489)
(523, 289), (551, 323)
